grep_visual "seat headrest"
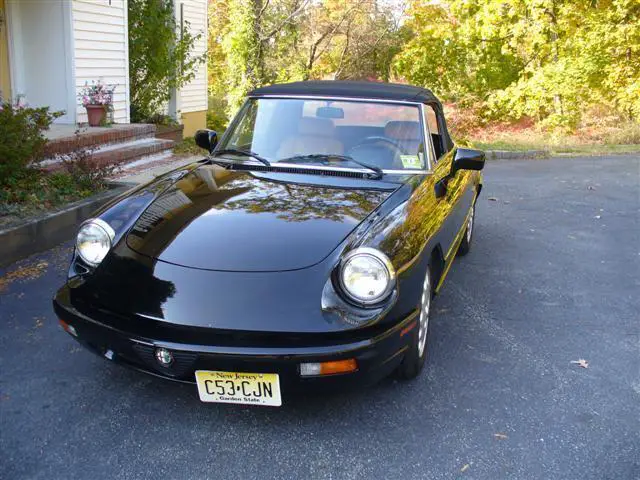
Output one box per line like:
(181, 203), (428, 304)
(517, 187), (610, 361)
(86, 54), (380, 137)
(385, 121), (421, 140)
(299, 117), (335, 137)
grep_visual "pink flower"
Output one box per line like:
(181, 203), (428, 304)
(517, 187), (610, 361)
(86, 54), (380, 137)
(78, 80), (115, 107)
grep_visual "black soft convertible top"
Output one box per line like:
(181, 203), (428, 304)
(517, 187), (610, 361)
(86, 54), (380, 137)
(250, 81), (441, 105)
(249, 80), (454, 152)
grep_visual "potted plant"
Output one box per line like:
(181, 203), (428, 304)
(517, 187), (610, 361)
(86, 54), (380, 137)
(79, 81), (115, 127)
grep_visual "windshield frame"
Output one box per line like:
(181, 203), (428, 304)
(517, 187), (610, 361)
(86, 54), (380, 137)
(213, 95), (435, 175)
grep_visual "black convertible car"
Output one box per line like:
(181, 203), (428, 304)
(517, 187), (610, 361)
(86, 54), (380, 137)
(54, 81), (484, 407)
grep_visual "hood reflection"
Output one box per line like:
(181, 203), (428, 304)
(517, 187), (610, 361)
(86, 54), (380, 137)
(125, 165), (394, 272)
(84, 254), (176, 319)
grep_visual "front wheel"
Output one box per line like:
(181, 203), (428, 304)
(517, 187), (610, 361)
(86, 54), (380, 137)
(397, 265), (433, 380)
(457, 202), (475, 257)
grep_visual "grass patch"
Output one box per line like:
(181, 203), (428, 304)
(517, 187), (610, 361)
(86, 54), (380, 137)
(548, 144), (640, 155)
(465, 122), (640, 156)
(470, 140), (640, 155)
(447, 103), (640, 156)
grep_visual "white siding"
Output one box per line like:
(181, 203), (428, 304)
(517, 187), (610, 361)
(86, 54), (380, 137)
(177, 0), (207, 114)
(72, 0), (130, 124)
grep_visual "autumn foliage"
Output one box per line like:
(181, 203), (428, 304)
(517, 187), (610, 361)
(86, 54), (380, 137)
(207, 0), (639, 134)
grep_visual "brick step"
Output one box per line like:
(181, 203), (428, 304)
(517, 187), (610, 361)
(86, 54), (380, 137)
(43, 124), (157, 157)
(43, 138), (175, 173)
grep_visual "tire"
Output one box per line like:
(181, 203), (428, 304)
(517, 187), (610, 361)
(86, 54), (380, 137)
(397, 265), (433, 380)
(457, 202), (476, 257)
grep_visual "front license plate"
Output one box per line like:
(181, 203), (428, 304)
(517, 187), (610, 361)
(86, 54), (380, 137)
(195, 370), (282, 407)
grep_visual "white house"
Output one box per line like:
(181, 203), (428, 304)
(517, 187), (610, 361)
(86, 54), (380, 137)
(0, 0), (207, 136)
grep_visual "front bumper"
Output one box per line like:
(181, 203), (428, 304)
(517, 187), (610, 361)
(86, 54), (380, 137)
(53, 291), (418, 394)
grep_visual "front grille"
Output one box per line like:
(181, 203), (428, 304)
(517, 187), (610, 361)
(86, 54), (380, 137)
(132, 344), (198, 378)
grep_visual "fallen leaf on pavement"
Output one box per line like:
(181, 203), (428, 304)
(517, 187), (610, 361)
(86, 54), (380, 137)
(488, 197), (498, 201)
(494, 433), (508, 440)
(460, 464), (470, 472)
(0, 261), (49, 292)
(570, 359), (589, 368)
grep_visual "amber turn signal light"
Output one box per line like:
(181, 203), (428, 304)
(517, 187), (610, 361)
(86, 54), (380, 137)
(59, 319), (78, 337)
(299, 359), (358, 377)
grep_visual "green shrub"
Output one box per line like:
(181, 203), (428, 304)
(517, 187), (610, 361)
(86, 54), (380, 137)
(56, 145), (116, 193)
(1, 130), (115, 223)
(0, 100), (63, 187)
(128, 0), (206, 122)
(143, 113), (180, 126)
(206, 95), (228, 133)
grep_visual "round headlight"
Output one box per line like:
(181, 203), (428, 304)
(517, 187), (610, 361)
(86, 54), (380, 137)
(76, 218), (115, 266)
(339, 248), (396, 305)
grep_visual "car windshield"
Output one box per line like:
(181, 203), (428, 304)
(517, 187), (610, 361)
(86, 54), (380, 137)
(216, 98), (427, 172)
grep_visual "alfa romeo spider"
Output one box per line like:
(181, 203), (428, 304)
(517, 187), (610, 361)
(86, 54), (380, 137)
(54, 81), (485, 406)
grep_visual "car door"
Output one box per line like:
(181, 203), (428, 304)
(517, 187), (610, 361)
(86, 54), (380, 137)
(425, 104), (474, 261)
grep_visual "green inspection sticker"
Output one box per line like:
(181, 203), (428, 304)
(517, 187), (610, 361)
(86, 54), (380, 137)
(400, 155), (423, 169)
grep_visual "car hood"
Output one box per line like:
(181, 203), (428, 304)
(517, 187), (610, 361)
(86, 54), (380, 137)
(125, 164), (398, 272)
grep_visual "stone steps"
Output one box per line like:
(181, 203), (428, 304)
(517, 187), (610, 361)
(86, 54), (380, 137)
(41, 123), (175, 172)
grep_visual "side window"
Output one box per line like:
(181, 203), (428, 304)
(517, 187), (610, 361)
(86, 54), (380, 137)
(426, 105), (444, 160)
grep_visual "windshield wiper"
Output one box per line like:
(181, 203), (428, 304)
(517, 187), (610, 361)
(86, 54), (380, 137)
(278, 154), (383, 179)
(211, 148), (271, 166)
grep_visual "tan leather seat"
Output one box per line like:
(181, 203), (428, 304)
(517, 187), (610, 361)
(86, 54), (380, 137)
(384, 121), (422, 154)
(277, 117), (344, 159)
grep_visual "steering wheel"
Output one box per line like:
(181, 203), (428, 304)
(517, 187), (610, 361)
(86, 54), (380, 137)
(348, 136), (407, 156)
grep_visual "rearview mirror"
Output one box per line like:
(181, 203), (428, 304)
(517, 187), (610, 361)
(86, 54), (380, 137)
(316, 106), (344, 119)
(452, 148), (485, 174)
(195, 129), (218, 153)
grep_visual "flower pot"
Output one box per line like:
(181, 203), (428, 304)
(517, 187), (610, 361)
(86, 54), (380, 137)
(85, 105), (107, 127)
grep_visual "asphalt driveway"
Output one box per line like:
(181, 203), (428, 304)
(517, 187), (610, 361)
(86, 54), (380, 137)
(1, 155), (638, 480)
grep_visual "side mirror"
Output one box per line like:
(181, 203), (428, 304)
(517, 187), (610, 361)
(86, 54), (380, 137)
(435, 148), (485, 199)
(452, 148), (485, 174)
(194, 129), (218, 153)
